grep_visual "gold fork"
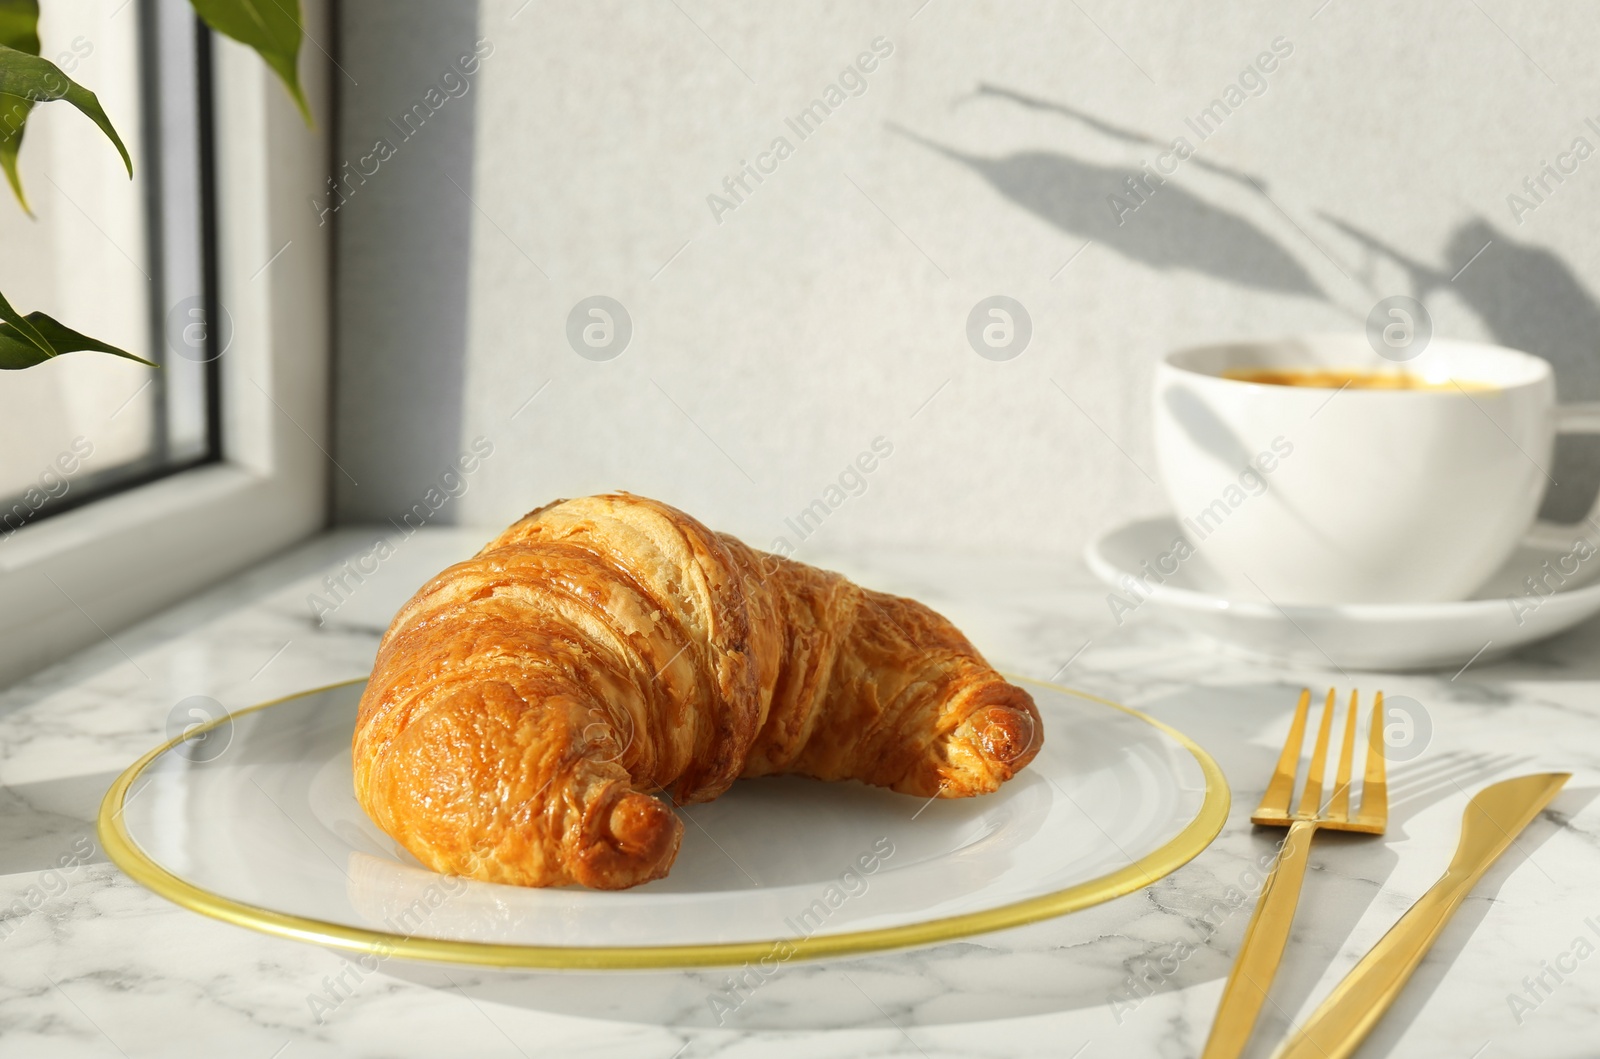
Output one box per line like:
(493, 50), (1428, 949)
(1200, 688), (1388, 1059)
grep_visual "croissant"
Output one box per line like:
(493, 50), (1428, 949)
(353, 493), (1042, 890)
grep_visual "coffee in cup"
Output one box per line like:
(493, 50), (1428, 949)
(1153, 334), (1600, 604)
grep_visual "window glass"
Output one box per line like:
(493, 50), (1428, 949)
(0, 0), (214, 534)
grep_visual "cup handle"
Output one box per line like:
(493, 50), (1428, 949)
(1522, 402), (1600, 552)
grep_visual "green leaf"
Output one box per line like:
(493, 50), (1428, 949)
(0, 0), (39, 213)
(0, 43), (133, 208)
(0, 0), (37, 53)
(190, 0), (312, 124)
(0, 287), (51, 357)
(0, 292), (155, 370)
(0, 93), (36, 210)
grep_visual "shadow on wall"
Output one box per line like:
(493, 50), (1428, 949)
(888, 120), (1323, 299)
(1325, 215), (1600, 521)
(333, 0), (485, 524)
(895, 83), (1600, 521)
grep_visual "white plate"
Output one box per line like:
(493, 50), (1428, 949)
(1087, 516), (1600, 671)
(99, 678), (1227, 969)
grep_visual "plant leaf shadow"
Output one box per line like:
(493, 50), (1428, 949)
(932, 81), (1600, 525)
(1159, 380), (1340, 560)
(889, 121), (1324, 300)
(1319, 214), (1600, 524)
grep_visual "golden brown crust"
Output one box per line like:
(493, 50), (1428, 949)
(353, 493), (1042, 889)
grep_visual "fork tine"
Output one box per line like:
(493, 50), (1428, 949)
(1296, 688), (1339, 818)
(1327, 689), (1360, 820)
(1255, 689), (1312, 819)
(1360, 690), (1389, 828)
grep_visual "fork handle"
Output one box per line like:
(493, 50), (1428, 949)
(1200, 818), (1319, 1059)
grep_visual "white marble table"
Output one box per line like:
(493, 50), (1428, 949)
(3, 527), (1597, 1058)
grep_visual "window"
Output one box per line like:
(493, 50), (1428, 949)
(0, 0), (332, 685)
(0, 0), (218, 536)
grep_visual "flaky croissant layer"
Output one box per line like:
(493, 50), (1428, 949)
(353, 493), (1042, 889)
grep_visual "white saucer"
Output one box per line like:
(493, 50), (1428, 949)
(1086, 516), (1600, 671)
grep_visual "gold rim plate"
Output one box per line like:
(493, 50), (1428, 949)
(98, 676), (1229, 969)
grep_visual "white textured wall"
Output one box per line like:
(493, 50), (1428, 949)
(333, 0), (1600, 558)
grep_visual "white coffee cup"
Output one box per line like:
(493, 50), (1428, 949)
(1153, 333), (1600, 605)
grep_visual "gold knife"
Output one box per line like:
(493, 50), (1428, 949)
(1274, 771), (1570, 1059)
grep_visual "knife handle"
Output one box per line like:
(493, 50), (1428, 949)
(1275, 771), (1569, 1059)
(1201, 818), (1319, 1059)
(1274, 869), (1476, 1059)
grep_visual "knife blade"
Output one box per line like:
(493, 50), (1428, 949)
(1273, 771), (1570, 1059)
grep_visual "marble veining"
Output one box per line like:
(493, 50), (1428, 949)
(2, 527), (1599, 1057)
